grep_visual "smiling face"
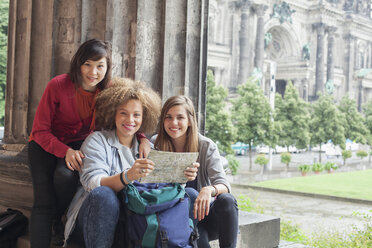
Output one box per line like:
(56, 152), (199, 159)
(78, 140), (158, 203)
(163, 105), (190, 144)
(115, 99), (143, 146)
(80, 57), (108, 92)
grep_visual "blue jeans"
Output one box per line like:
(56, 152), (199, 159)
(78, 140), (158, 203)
(73, 186), (120, 248)
(185, 187), (239, 248)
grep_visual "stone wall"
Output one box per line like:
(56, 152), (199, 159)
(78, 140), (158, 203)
(4, 0), (209, 144)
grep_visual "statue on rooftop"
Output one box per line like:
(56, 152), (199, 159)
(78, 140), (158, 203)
(270, 1), (296, 24)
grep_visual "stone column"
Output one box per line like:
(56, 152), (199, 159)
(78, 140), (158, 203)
(358, 79), (363, 112)
(302, 79), (308, 101)
(135, 0), (163, 89)
(253, 4), (268, 73)
(326, 26), (337, 84)
(105, 0), (137, 79)
(343, 34), (355, 93)
(237, 0), (251, 85)
(53, 0), (83, 76)
(28, 1), (55, 135)
(4, 0), (209, 143)
(4, 0), (32, 143)
(313, 23), (326, 95)
(81, 0), (107, 41)
(228, 2), (240, 90)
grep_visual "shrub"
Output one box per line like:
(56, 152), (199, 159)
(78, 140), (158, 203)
(312, 163), (324, 173)
(255, 154), (268, 174)
(298, 164), (311, 173)
(254, 154), (268, 166)
(324, 162), (337, 171)
(281, 152), (291, 171)
(356, 150), (368, 160)
(342, 150), (352, 166)
(280, 220), (309, 244)
(226, 154), (240, 176)
(236, 194), (264, 213)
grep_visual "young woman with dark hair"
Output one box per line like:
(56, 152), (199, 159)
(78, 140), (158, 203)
(27, 39), (150, 247)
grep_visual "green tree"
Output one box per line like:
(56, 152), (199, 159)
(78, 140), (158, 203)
(342, 150), (352, 166)
(310, 93), (345, 162)
(274, 82), (310, 151)
(226, 154), (239, 176)
(205, 70), (239, 174)
(255, 154), (268, 175)
(338, 95), (368, 144)
(356, 150), (368, 160)
(362, 100), (372, 164)
(205, 70), (236, 155)
(232, 77), (273, 171)
(280, 152), (291, 172)
(0, 0), (8, 125)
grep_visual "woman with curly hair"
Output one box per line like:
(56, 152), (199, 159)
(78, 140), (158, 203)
(154, 95), (239, 248)
(63, 78), (189, 247)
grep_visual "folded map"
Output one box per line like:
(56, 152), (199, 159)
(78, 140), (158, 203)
(141, 150), (199, 183)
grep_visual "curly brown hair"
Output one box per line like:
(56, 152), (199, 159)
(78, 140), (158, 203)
(95, 77), (161, 134)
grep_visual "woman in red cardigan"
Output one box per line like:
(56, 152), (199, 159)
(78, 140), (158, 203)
(28, 39), (149, 247)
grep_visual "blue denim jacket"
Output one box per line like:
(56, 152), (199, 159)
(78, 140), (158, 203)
(64, 129), (139, 245)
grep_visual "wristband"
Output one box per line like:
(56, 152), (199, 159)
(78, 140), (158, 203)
(120, 171), (127, 186)
(124, 169), (133, 184)
(212, 185), (219, 197)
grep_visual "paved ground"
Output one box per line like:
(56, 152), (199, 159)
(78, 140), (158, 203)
(231, 186), (371, 237)
(229, 153), (372, 239)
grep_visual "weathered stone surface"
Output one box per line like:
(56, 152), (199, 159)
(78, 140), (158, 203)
(5, 0), (208, 144)
(0, 149), (32, 216)
(210, 211), (280, 248)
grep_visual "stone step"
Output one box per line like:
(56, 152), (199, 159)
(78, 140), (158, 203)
(15, 211), (280, 248)
(210, 211), (280, 248)
(0, 145), (32, 216)
(0, 146), (281, 248)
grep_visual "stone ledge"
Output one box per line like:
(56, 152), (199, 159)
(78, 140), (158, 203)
(210, 211), (280, 248)
(16, 211), (280, 248)
(0, 149), (280, 248)
(0, 149), (32, 215)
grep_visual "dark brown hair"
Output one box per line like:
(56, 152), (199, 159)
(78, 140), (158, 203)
(155, 96), (199, 152)
(95, 77), (161, 134)
(68, 39), (112, 90)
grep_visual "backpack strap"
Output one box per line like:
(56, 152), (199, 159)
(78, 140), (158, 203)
(189, 228), (199, 248)
(159, 230), (168, 248)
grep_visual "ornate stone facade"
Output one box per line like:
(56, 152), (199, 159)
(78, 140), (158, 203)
(208, 0), (372, 107)
(4, 0), (209, 143)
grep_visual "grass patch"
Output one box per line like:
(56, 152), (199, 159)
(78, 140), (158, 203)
(251, 169), (372, 201)
(238, 195), (372, 248)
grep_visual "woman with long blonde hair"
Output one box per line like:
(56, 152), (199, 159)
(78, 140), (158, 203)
(155, 95), (239, 248)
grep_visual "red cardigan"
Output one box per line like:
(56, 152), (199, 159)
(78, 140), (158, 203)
(31, 74), (92, 158)
(31, 74), (147, 158)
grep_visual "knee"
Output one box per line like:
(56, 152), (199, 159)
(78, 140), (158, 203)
(185, 187), (199, 202)
(54, 160), (79, 184)
(215, 193), (238, 213)
(88, 186), (120, 215)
